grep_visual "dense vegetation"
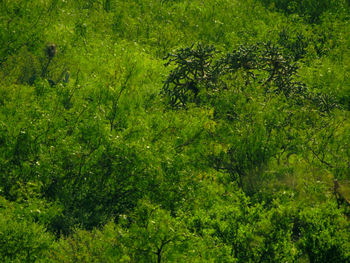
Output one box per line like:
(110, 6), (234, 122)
(1, 0), (350, 262)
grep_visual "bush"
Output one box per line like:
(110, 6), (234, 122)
(46, 222), (124, 263)
(162, 42), (307, 108)
(260, 0), (349, 23)
(296, 202), (350, 262)
(0, 197), (53, 262)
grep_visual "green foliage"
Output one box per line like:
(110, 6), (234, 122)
(0, 0), (349, 262)
(162, 42), (307, 108)
(0, 197), (53, 262)
(260, 0), (349, 23)
(45, 222), (124, 262)
(162, 44), (222, 108)
(296, 203), (350, 262)
(117, 200), (194, 262)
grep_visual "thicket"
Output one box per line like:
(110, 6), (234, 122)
(0, 0), (350, 262)
(259, 0), (349, 23)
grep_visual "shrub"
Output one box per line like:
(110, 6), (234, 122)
(162, 42), (307, 108)
(0, 197), (53, 262)
(161, 43), (222, 108)
(259, 0), (348, 23)
(296, 202), (350, 262)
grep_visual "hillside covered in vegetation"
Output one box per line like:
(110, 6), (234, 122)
(1, 0), (350, 262)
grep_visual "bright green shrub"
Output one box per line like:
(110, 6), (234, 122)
(296, 202), (350, 262)
(45, 223), (124, 263)
(185, 186), (299, 262)
(0, 197), (53, 262)
(47, 201), (202, 262)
